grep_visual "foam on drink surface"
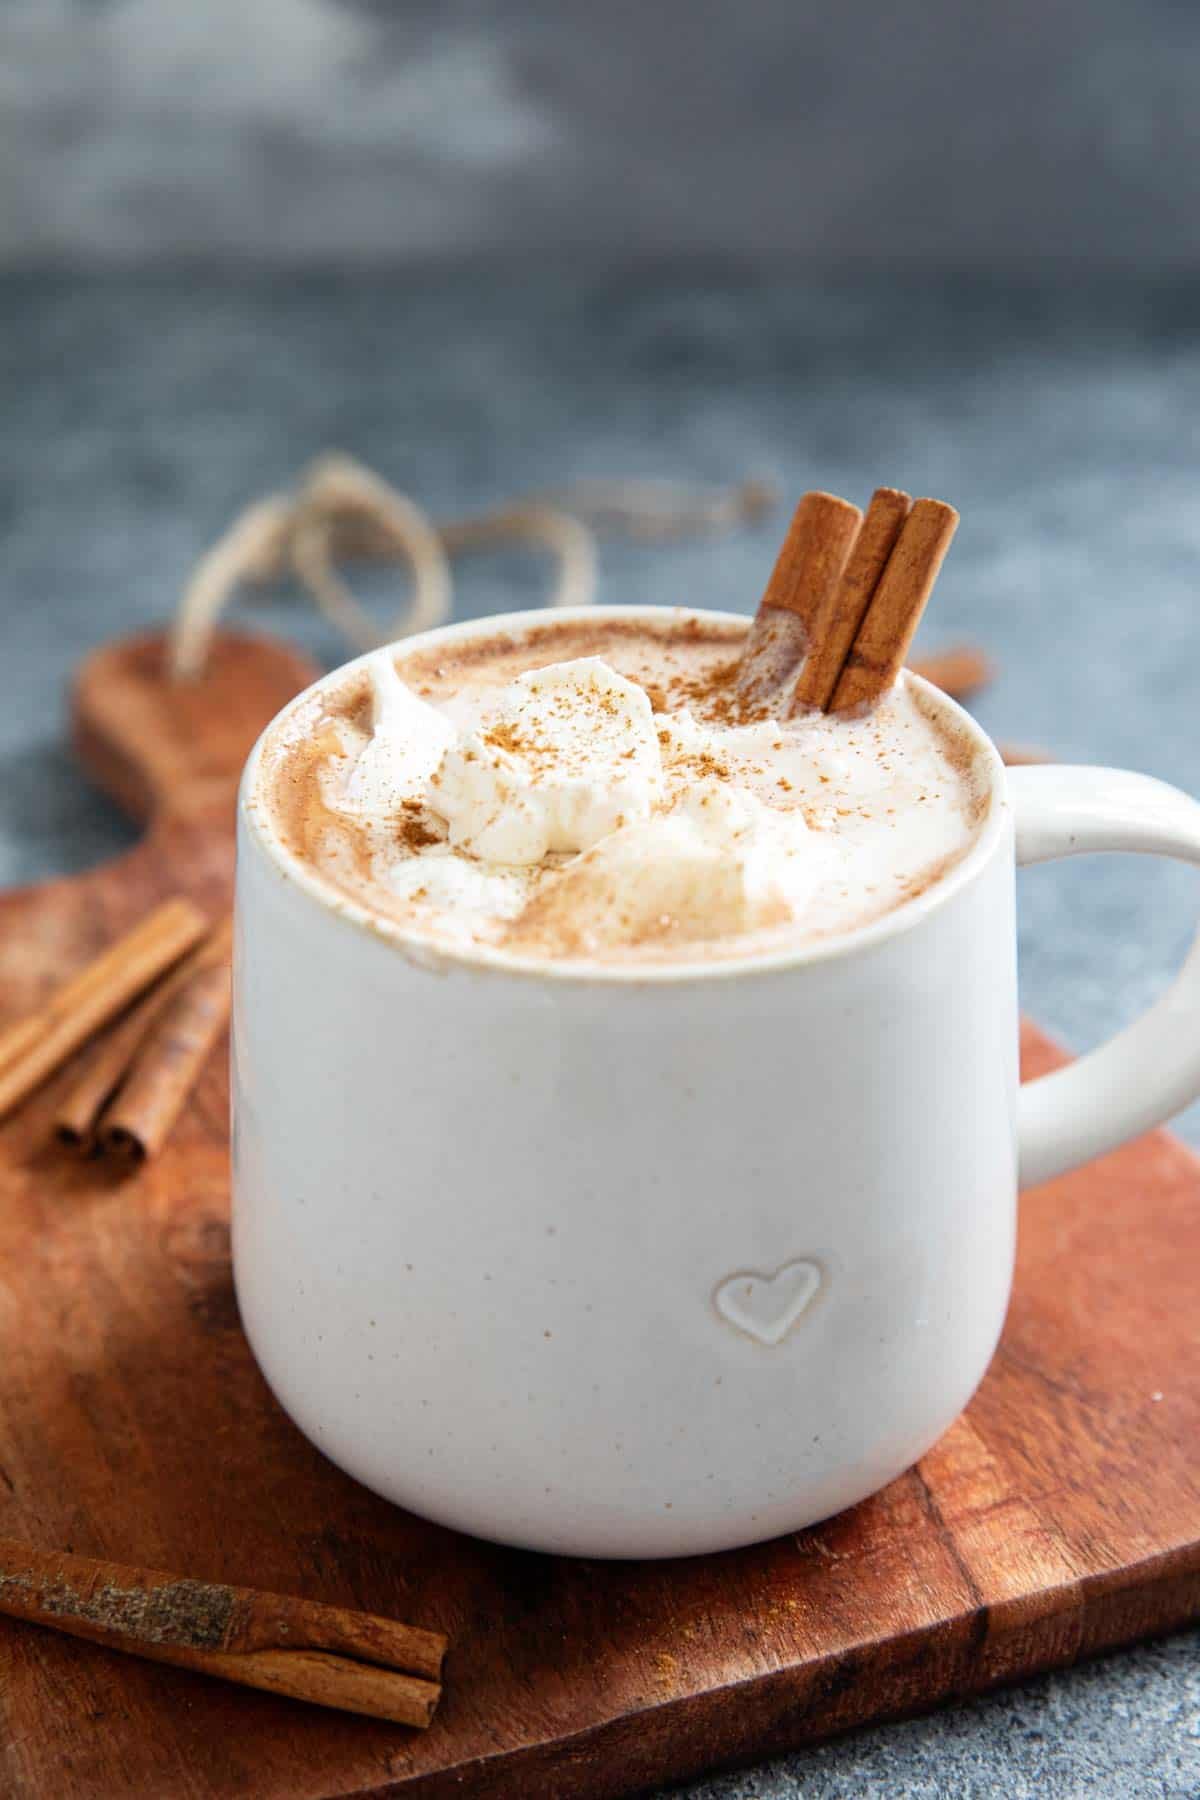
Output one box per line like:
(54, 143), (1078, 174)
(258, 614), (989, 966)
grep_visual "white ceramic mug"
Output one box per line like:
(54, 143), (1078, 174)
(232, 606), (1200, 1559)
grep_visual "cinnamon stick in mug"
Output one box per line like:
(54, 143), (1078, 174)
(829, 499), (959, 712)
(791, 486), (911, 712)
(737, 491), (861, 706)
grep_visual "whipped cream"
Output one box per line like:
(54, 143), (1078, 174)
(269, 619), (985, 964)
(431, 658), (662, 864)
(383, 845), (533, 922)
(339, 651), (455, 816)
(511, 784), (821, 951)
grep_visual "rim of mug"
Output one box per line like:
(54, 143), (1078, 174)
(239, 605), (1010, 986)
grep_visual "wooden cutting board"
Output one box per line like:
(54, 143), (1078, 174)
(1, 630), (1198, 1800)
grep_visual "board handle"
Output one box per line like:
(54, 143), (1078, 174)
(72, 631), (318, 825)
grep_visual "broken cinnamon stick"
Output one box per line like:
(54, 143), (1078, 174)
(737, 491), (862, 706)
(829, 498), (959, 712)
(0, 896), (206, 1078)
(54, 916), (233, 1152)
(999, 743), (1054, 766)
(97, 955), (232, 1163)
(791, 487), (911, 712)
(0, 1537), (445, 1727)
(908, 643), (994, 703)
(0, 899), (209, 1122)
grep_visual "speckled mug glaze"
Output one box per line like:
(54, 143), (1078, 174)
(231, 607), (1200, 1558)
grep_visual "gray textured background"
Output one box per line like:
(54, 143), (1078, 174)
(2, 3), (1200, 1795)
(2, 0), (1200, 270)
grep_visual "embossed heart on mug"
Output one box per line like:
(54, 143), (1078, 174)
(713, 1259), (823, 1346)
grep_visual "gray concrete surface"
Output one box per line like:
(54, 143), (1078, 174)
(4, 1), (1200, 272)
(1, 270), (1198, 1795)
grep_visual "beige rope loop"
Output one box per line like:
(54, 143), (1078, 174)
(289, 453), (453, 653)
(438, 503), (597, 611)
(168, 495), (295, 680)
(167, 454), (775, 681)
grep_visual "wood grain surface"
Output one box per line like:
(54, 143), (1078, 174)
(0, 630), (1197, 1799)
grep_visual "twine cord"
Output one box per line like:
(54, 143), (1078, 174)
(168, 453), (774, 681)
(436, 504), (597, 611)
(288, 455), (454, 656)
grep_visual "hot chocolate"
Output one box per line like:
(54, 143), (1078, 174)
(253, 610), (989, 966)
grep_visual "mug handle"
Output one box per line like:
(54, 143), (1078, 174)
(1010, 764), (1200, 1187)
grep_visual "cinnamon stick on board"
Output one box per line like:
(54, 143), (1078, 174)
(737, 491), (861, 706)
(54, 916), (233, 1152)
(0, 1537), (446, 1727)
(828, 499), (960, 712)
(0, 899), (209, 1121)
(908, 643), (994, 703)
(791, 487), (911, 712)
(999, 743), (1054, 766)
(97, 956), (232, 1163)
